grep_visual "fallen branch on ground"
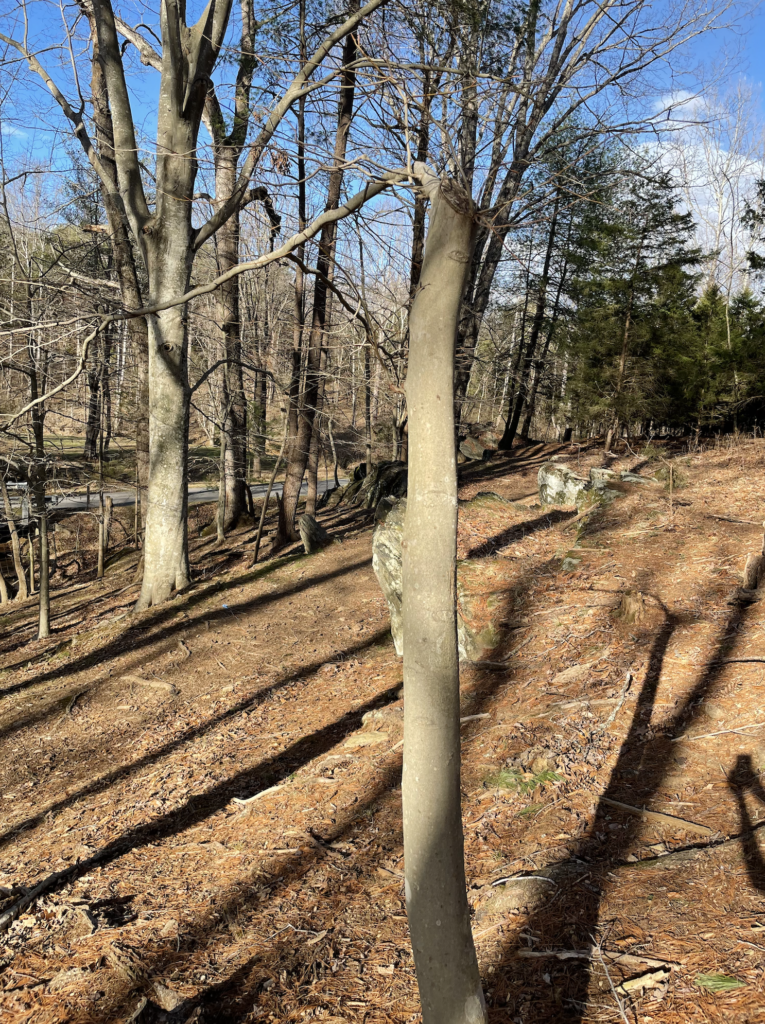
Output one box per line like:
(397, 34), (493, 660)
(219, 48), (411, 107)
(231, 781), (289, 805)
(708, 514), (760, 525)
(516, 948), (678, 969)
(122, 674), (178, 695)
(714, 658), (765, 664)
(672, 720), (765, 742)
(600, 796), (715, 836)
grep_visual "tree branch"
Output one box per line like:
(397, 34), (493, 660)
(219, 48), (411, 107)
(193, 0), (389, 250)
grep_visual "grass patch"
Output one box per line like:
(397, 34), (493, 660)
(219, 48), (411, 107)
(484, 767), (560, 795)
(695, 974), (746, 993)
(517, 802), (547, 817)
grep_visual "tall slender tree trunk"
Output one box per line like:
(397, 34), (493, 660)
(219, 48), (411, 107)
(402, 164), (486, 1024)
(212, 154), (248, 528)
(136, 235), (192, 607)
(84, 341), (102, 460)
(520, 247), (570, 439)
(605, 275), (637, 453)
(277, 0), (308, 543)
(25, 316), (50, 638)
(87, 14), (150, 528)
(278, 4), (358, 541)
(499, 194), (559, 449)
(2, 477), (28, 600)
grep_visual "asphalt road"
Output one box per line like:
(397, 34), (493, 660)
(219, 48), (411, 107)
(45, 476), (347, 514)
(0, 479), (350, 545)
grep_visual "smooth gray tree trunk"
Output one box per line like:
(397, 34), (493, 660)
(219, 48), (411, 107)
(402, 164), (486, 1024)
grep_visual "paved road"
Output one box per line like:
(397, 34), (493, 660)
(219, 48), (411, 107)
(45, 477), (347, 514)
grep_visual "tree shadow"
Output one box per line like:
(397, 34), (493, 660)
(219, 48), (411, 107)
(0, 676), (404, 929)
(727, 754), (765, 892)
(466, 510), (575, 559)
(496, 594), (757, 1021)
(0, 626), (394, 849)
(0, 554), (372, 727)
(42, 559), (558, 1023)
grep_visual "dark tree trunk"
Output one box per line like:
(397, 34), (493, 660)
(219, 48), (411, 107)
(278, 4), (358, 541)
(498, 193), (560, 450)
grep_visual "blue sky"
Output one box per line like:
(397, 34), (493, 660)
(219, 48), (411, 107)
(1, 1), (764, 185)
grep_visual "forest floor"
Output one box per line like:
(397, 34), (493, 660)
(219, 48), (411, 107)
(1, 437), (765, 1024)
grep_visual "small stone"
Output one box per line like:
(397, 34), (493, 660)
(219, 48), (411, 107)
(153, 981), (185, 1011)
(344, 731), (389, 748)
(703, 703), (726, 721)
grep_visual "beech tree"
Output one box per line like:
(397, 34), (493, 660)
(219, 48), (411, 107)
(1, 0), (387, 606)
(402, 163), (485, 1023)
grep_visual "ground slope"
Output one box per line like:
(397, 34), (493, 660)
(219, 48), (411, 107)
(1, 438), (764, 1024)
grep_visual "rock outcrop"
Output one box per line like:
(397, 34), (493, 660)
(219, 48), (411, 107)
(319, 461), (408, 512)
(372, 498), (502, 661)
(539, 462), (662, 507)
(371, 498), (406, 655)
(538, 462), (591, 507)
(297, 514), (334, 554)
(459, 435), (492, 462)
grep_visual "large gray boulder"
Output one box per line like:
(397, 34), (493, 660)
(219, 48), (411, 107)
(372, 499), (406, 655)
(354, 461), (408, 509)
(318, 461), (407, 512)
(372, 498), (501, 661)
(590, 467), (619, 490)
(459, 435), (492, 462)
(538, 462), (591, 507)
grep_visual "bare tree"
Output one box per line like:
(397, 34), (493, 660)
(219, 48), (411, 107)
(402, 163), (486, 1024)
(1, 0), (388, 606)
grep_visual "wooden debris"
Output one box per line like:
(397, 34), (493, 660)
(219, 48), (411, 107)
(516, 948), (677, 969)
(600, 796), (715, 836)
(121, 673), (178, 695)
(673, 720), (765, 742)
(231, 781), (289, 805)
(615, 965), (671, 998)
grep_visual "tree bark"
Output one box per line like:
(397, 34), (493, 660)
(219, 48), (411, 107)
(86, 11), (150, 524)
(499, 193), (559, 449)
(1, 477), (28, 600)
(278, 2), (358, 541)
(402, 164), (486, 1024)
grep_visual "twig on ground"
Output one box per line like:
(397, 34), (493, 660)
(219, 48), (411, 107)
(596, 945), (631, 1024)
(491, 875), (556, 886)
(603, 672), (632, 729)
(708, 514), (760, 525)
(600, 796), (715, 836)
(231, 781), (289, 805)
(673, 720), (765, 742)
(516, 948), (678, 969)
(714, 658), (765, 664)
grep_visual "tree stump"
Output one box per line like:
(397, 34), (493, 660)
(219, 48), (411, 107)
(616, 590), (665, 626)
(742, 522), (765, 591)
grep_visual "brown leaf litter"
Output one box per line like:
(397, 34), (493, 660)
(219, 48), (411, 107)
(1, 438), (765, 1022)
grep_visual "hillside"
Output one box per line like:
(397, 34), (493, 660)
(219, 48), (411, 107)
(1, 438), (764, 1024)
